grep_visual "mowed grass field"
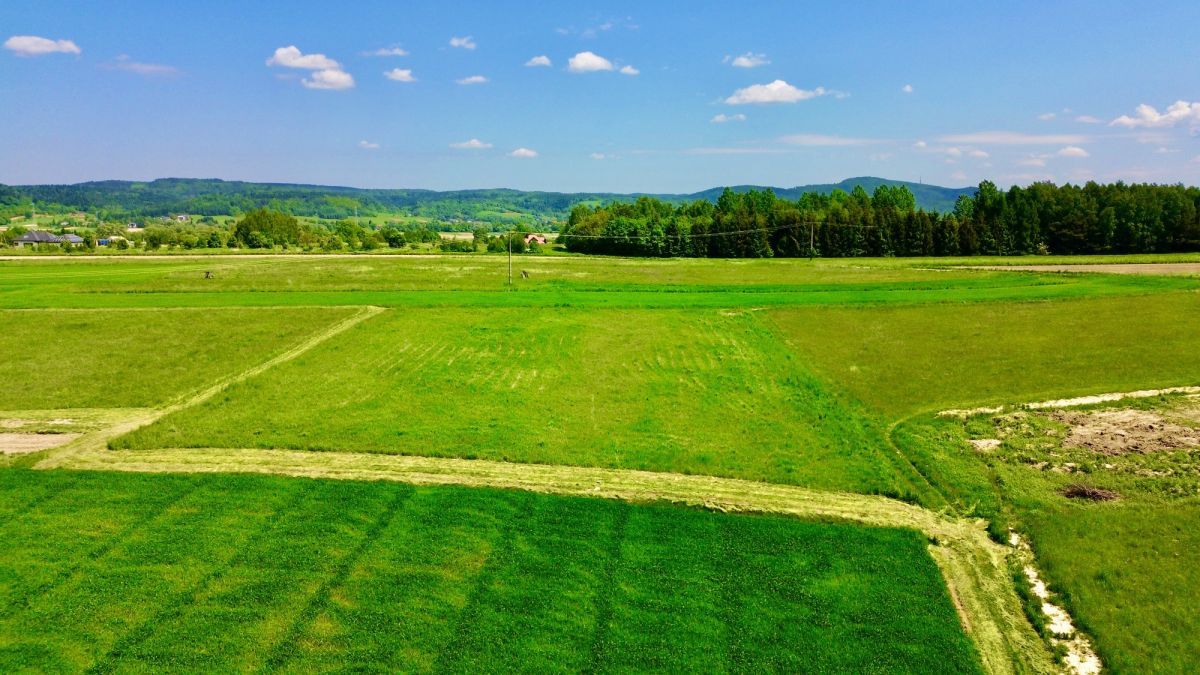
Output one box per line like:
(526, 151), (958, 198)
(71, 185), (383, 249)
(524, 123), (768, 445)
(0, 307), (356, 409)
(3, 254), (1200, 672)
(0, 469), (977, 673)
(116, 307), (914, 496)
(773, 291), (1200, 672)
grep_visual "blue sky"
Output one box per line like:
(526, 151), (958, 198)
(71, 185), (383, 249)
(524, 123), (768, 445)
(1, 1), (1198, 192)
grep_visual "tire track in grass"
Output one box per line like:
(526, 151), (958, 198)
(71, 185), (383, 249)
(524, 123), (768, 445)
(0, 478), (202, 618)
(261, 485), (413, 671)
(584, 501), (629, 674)
(85, 481), (311, 673)
(432, 494), (538, 673)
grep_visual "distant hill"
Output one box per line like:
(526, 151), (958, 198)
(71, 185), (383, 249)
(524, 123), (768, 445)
(0, 176), (976, 226)
(685, 177), (974, 213)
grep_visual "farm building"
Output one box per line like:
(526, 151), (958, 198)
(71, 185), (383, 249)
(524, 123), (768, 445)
(13, 230), (63, 247)
(525, 234), (548, 245)
(60, 234), (84, 245)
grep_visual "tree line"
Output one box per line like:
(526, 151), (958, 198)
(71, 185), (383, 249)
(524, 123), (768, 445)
(559, 181), (1200, 257)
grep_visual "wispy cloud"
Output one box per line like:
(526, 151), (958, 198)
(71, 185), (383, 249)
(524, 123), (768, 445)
(450, 138), (492, 149)
(779, 134), (879, 146)
(685, 147), (789, 155)
(724, 80), (831, 105)
(358, 140), (380, 150)
(509, 147), (538, 158)
(711, 113), (746, 123)
(567, 51), (613, 73)
(939, 131), (1088, 145)
(364, 46), (408, 57)
(449, 36), (476, 50)
(525, 55), (551, 67)
(589, 152), (611, 160)
(724, 52), (769, 68)
(1075, 115), (1102, 124)
(619, 65), (639, 76)
(455, 74), (487, 85)
(3, 35), (80, 57)
(902, 84), (914, 94)
(1110, 101), (1200, 129)
(384, 68), (415, 82)
(100, 54), (179, 76)
(1038, 112), (1056, 121)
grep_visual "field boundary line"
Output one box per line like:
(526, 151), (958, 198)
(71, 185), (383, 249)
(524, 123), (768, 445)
(53, 445), (1054, 674)
(34, 305), (385, 470)
(937, 385), (1200, 418)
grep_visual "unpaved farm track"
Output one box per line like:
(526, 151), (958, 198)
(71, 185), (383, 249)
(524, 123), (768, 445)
(27, 303), (1055, 674)
(976, 262), (1200, 276)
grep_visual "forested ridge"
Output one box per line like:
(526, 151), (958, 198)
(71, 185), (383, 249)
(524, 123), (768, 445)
(560, 181), (1200, 257)
(0, 177), (969, 225)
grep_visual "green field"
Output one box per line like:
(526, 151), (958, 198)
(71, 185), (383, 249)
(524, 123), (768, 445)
(3, 254), (1200, 672)
(0, 469), (977, 673)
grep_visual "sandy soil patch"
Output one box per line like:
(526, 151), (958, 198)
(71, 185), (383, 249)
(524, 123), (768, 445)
(975, 262), (1200, 276)
(0, 433), (80, 455)
(1054, 408), (1200, 455)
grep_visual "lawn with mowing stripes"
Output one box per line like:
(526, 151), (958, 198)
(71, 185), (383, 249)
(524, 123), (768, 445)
(0, 307), (357, 409)
(0, 469), (979, 673)
(114, 307), (919, 497)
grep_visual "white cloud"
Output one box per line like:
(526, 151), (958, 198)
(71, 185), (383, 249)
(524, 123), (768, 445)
(302, 68), (355, 90)
(939, 131), (1088, 145)
(101, 55), (178, 76)
(1056, 146), (1089, 158)
(449, 36), (476, 50)
(727, 52), (769, 68)
(358, 140), (380, 150)
(525, 55), (551, 67)
(1037, 112), (1056, 121)
(1111, 101), (1200, 129)
(967, 149), (990, 159)
(870, 152), (894, 161)
(365, 46), (408, 57)
(266, 46), (340, 70)
(902, 84), (914, 94)
(567, 51), (614, 73)
(384, 68), (415, 82)
(724, 80), (829, 105)
(1018, 157), (1047, 167)
(912, 140), (927, 149)
(619, 65), (639, 76)
(589, 152), (609, 160)
(509, 147), (538, 158)
(455, 75), (487, 85)
(1155, 147), (1180, 154)
(3, 35), (80, 57)
(711, 113), (747, 123)
(1075, 115), (1102, 124)
(450, 138), (492, 149)
(779, 134), (877, 146)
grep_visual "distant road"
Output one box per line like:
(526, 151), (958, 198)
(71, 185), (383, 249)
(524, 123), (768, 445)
(978, 263), (1200, 276)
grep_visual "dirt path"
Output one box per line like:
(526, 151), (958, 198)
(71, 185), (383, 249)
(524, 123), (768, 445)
(976, 262), (1200, 276)
(35, 305), (384, 469)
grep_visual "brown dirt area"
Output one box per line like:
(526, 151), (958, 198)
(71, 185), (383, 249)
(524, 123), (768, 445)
(977, 263), (1200, 276)
(1054, 408), (1200, 455)
(0, 433), (81, 455)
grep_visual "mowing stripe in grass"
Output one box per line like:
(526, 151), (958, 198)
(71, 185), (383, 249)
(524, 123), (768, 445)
(432, 493), (539, 673)
(86, 479), (312, 673)
(584, 501), (630, 674)
(261, 484), (413, 671)
(0, 477), (201, 618)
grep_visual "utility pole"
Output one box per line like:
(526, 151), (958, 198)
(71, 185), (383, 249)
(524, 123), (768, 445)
(808, 221), (815, 260)
(507, 229), (513, 285)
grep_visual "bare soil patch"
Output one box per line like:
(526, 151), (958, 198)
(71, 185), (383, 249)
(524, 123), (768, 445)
(1060, 484), (1120, 501)
(0, 433), (80, 455)
(1054, 409), (1200, 455)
